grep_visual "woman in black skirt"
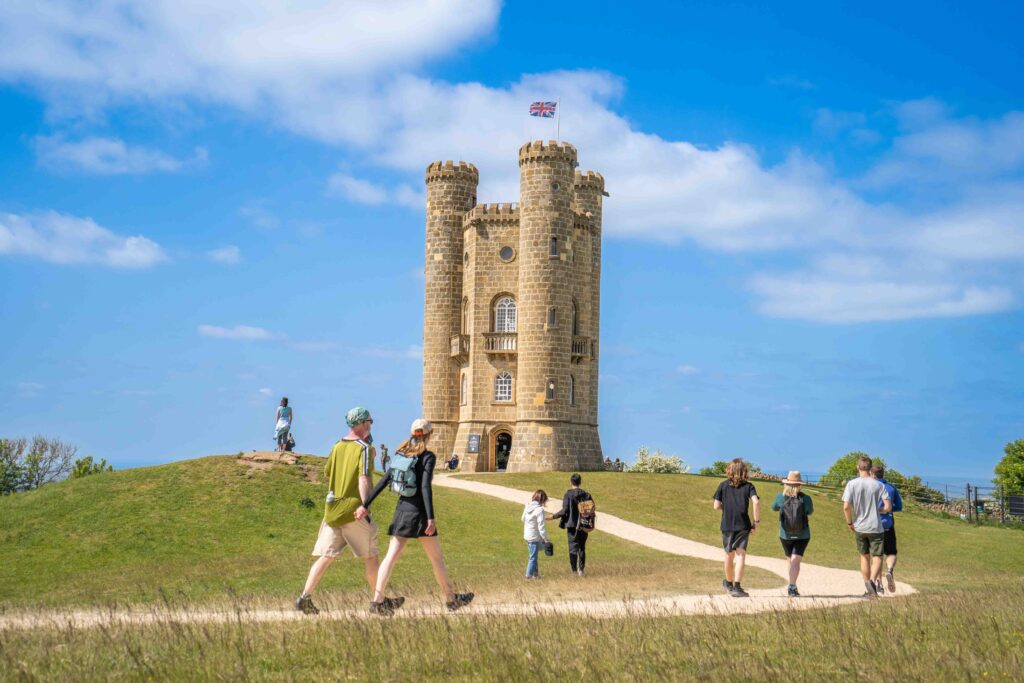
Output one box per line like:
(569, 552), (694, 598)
(359, 418), (474, 615)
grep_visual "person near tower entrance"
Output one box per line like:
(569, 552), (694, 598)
(549, 473), (593, 576)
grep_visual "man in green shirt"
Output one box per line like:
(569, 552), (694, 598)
(296, 406), (402, 615)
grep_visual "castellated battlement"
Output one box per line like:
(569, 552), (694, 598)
(574, 210), (594, 231)
(518, 140), (578, 167)
(425, 160), (480, 184)
(574, 170), (605, 193)
(464, 203), (520, 226)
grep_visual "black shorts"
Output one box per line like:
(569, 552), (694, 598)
(780, 538), (809, 557)
(882, 527), (897, 555)
(388, 509), (437, 539)
(722, 530), (749, 552)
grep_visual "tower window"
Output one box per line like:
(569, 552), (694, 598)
(569, 375), (575, 406)
(494, 297), (517, 333)
(546, 378), (557, 402)
(499, 246), (515, 262)
(547, 307), (557, 328)
(495, 371), (513, 402)
(571, 300), (579, 336)
(549, 237), (558, 257)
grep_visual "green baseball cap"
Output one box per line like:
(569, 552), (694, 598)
(345, 406), (372, 427)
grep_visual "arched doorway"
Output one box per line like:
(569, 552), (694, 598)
(492, 431), (512, 471)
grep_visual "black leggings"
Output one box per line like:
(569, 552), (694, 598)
(567, 528), (588, 571)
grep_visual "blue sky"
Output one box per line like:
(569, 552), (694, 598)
(1, 1), (1021, 483)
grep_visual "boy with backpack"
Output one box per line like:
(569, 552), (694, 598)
(771, 471), (814, 597)
(712, 458), (760, 597)
(549, 473), (596, 577)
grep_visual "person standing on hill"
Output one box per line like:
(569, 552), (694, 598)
(549, 473), (593, 577)
(295, 407), (398, 616)
(275, 397), (293, 452)
(360, 418), (474, 615)
(522, 490), (552, 580)
(771, 471), (814, 597)
(871, 465), (903, 594)
(842, 455), (891, 599)
(713, 458), (760, 597)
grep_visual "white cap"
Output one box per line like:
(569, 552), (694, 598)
(410, 418), (433, 435)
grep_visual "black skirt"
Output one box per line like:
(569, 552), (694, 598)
(388, 507), (437, 538)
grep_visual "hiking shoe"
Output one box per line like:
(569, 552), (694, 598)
(886, 570), (896, 594)
(875, 578), (884, 595)
(730, 583), (749, 598)
(446, 592), (474, 612)
(382, 596), (406, 612)
(369, 601), (395, 617)
(295, 594), (319, 615)
(722, 579), (734, 594)
(862, 582), (878, 599)
(787, 585), (800, 598)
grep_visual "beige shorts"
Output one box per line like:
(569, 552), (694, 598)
(311, 518), (379, 559)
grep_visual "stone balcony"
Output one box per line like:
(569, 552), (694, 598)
(571, 336), (594, 362)
(484, 332), (517, 355)
(450, 334), (469, 359)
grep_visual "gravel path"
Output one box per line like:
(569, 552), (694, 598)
(0, 475), (915, 631)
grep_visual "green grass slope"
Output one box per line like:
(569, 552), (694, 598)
(462, 471), (1024, 590)
(0, 456), (775, 608)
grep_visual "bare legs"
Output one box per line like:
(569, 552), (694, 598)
(723, 549), (747, 584)
(788, 554), (802, 585)
(859, 553), (883, 582)
(302, 553), (379, 597)
(372, 535), (456, 603)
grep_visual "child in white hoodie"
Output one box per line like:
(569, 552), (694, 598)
(522, 490), (551, 580)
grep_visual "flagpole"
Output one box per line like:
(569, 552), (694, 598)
(556, 97), (561, 142)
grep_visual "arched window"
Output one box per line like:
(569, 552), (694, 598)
(494, 371), (513, 402)
(549, 236), (559, 257)
(569, 375), (575, 406)
(462, 298), (470, 334)
(571, 300), (578, 336)
(494, 297), (517, 333)
(547, 307), (557, 328)
(460, 373), (468, 405)
(545, 377), (557, 402)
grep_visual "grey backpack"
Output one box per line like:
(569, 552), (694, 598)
(388, 454), (419, 497)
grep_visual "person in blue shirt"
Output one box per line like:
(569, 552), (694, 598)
(871, 465), (904, 594)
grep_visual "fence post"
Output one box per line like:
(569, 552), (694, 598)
(1001, 485), (1005, 525)
(966, 484), (971, 522)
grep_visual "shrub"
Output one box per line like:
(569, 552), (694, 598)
(0, 436), (77, 493)
(70, 456), (114, 479)
(698, 459), (761, 477)
(628, 446), (690, 474)
(822, 451), (944, 503)
(993, 439), (1024, 495)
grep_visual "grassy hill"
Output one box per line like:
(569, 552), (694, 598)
(461, 471), (1024, 591)
(0, 456), (775, 608)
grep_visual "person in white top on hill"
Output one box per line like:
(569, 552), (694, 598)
(842, 455), (892, 599)
(522, 490), (552, 580)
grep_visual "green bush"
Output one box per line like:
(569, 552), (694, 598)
(70, 456), (114, 479)
(628, 446), (690, 474)
(993, 439), (1024, 495)
(822, 451), (944, 503)
(698, 459), (761, 477)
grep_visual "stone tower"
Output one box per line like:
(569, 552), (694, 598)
(422, 141), (604, 472)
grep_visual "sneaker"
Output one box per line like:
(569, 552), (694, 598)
(577, 569), (585, 578)
(722, 579), (734, 594)
(295, 594), (319, 615)
(446, 592), (474, 612)
(730, 583), (749, 598)
(875, 578), (884, 595)
(787, 585), (800, 597)
(369, 601), (394, 617)
(886, 570), (896, 594)
(862, 581), (878, 599)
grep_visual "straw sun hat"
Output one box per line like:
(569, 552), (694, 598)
(781, 471), (806, 485)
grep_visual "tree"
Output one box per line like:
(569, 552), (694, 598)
(628, 446), (690, 474)
(0, 436), (77, 493)
(698, 459), (762, 477)
(993, 439), (1024, 495)
(70, 455), (114, 479)
(822, 451), (886, 487)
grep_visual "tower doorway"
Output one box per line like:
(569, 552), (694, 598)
(492, 431), (512, 471)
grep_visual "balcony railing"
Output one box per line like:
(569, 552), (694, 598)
(484, 332), (517, 355)
(571, 336), (593, 361)
(450, 334), (469, 358)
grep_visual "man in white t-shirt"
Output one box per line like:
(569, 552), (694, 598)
(842, 455), (892, 598)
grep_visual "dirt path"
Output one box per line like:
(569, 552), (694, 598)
(0, 475), (915, 631)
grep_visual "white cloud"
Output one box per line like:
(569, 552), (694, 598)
(293, 341), (337, 352)
(206, 245), (241, 264)
(364, 345), (423, 361)
(33, 134), (206, 174)
(239, 201), (279, 230)
(676, 365), (701, 375)
(326, 172), (387, 204)
(258, 387), (273, 396)
(197, 324), (273, 340)
(0, 210), (165, 268)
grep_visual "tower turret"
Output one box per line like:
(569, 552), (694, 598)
(423, 160), (478, 462)
(573, 170), (605, 432)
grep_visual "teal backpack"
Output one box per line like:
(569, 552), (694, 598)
(388, 453), (419, 497)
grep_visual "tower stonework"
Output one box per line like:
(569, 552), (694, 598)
(422, 142), (604, 472)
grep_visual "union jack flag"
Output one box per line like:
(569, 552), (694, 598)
(529, 101), (557, 118)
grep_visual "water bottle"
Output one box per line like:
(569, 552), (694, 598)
(326, 490), (335, 503)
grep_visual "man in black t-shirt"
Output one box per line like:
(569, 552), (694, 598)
(712, 458), (761, 597)
(549, 473), (592, 577)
